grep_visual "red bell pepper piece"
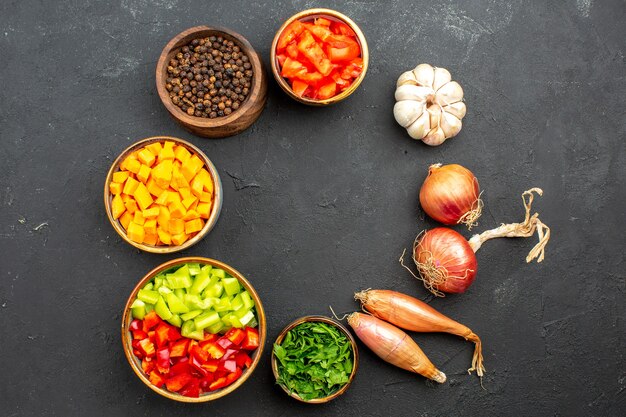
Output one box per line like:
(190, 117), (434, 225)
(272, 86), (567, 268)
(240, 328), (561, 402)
(201, 359), (219, 373)
(137, 338), (156, 358)
(156, 347), (170, 374)
(149, 370), (166, 388)
(331, 21), (356, 37)
(155, 324), (171, 348)
(142, 311), (161, 332)
(169, 339), (190, 358)
(315, 17), (332, 27)
(141, 359), (155, 374)
(235, 352), (252, 369)
(297, 31), (333, 76)
(199, 334), (218, 348)
(129, 319), (142, 332)
(241, 327), (260, 350)
(219, 359), (237, 374)
(225, 367), (243, 386)
(199, 373), (215, 391)
(133, 349), (144, 360)
(168, 326), (181, 342)
(191, 345), (209, 362)
(180, 378), (200, 398)
(222, 348), (238, 360)
(208, 376), (228, 391)
(216, 337), (234, 350)
(189, 355), (208, 377)
(225, 328), (246, 346)
(317, 82), (337, 99)
(165, 373), (193, 392)
(170, 361), (192, 376)
(132, 329), (149, 340)
(203, 342), (226, 359)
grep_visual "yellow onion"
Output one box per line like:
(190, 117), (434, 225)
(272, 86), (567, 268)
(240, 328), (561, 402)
(419, 163), (482, 229)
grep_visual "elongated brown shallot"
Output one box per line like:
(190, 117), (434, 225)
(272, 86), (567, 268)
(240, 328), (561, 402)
(347, 312), (446, 383)
(355, 289), (484, 377)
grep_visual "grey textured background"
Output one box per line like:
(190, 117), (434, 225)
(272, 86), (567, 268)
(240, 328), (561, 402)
(1, 0), (625, 416)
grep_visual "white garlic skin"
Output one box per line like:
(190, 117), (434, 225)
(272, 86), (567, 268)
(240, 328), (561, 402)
(393, 64), (466, 146)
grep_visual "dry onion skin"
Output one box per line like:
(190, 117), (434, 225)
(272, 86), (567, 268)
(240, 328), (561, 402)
(420, 163), (482, 229)
(403, 188), (551, 296)
(393, 64), (466, 146)
(347, 312), (446, 383)
(355, 289), (484, 377)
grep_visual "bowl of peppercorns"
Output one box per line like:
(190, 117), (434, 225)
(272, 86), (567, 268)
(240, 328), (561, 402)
(156, 26), (268, 138)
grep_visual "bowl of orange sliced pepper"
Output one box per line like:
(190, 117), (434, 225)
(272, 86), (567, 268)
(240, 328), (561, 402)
(271, 8), (369, 105)
(104, 136), (222, 253)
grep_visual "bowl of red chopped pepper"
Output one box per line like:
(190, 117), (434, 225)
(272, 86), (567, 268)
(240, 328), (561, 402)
(271, 8), (368, 105)
(122, 257), (266, 402)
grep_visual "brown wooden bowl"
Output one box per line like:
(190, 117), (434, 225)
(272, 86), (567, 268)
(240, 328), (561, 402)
(104, 136), (222, 253)
(156, 26), (268, 138)
(270, 315), (358, 403)
(122, 257), (267, 403)
(270, 8), (369, 106)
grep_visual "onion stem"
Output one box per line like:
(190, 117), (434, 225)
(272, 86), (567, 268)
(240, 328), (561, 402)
(468, 188), (551, 262)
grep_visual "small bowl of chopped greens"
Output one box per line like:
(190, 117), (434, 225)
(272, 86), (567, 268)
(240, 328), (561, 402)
(271, 316), (358, 403)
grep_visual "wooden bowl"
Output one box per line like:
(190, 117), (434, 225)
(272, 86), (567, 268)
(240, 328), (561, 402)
(104, 136), (222, 253)
(122, 257), (267, 402)
(156, 26), (268, 138)
(270, 8), (369, 106)
(271, 315), (358, 403)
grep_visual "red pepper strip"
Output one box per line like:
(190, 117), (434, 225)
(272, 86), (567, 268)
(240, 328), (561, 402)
(225, 328), (246, 346)
(277, 20), (306, 52)
(191, 345), (209, 362)
(201, 359), (219, 373)
(165, 373), (193, 392)
(241, 327), (260, 350)
(129, 319), (141, 332)
(156, 347), (170, 374)
(169, 339), (190, 358)
(155, 324), (170, 348)
(142, 311), (161, 332)
(149, 370), (166, 388)
(137, 338), (155, 358)
(170, 361), (192, 376)
(180, 378), (200, 398)
(235, 352), (252, 369)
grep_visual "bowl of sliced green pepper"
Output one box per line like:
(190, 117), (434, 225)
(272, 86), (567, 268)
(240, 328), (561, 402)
(122, 257), (266, 402)
(271, 315), (358, 403)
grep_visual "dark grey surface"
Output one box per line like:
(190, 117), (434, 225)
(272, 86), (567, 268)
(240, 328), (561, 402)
(1, 0), (624, 416)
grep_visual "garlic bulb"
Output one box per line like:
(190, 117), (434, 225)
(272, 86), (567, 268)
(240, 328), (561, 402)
(393, 64), (466, 146)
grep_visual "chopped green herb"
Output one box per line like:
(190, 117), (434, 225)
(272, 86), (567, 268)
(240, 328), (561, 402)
(273, 321), (353, 401)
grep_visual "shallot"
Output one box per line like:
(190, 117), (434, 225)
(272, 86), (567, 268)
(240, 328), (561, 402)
(347, 312), (446, 383)
(355, 289), (484, 376)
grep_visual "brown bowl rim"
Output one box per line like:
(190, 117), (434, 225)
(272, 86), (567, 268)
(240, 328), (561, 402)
(270, 315), (359, 403)
(270, 8), (369, 106)
(156, 26), (265, 130)
(121, 256), (267, 403)
(103, 136), (223, 253)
